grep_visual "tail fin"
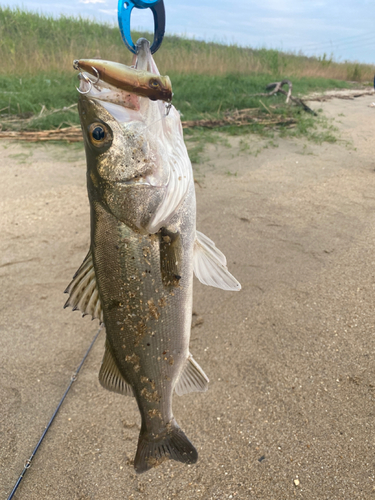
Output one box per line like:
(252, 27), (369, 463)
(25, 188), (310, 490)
(134, 420), (198, 474)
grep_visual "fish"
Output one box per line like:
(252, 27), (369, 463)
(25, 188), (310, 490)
(65, 38), (241, 474)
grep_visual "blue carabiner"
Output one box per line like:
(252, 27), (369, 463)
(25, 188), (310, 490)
(118, 0), (166, 54)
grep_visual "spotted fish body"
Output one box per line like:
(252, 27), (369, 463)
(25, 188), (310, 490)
(66, 39), (240, 473)
(90, 178), (197, 471)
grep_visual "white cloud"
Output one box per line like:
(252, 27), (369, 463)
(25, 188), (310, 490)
(98, 8), (117, 15)
(4, 0), (375, 63)
(79, 0), (106, 4)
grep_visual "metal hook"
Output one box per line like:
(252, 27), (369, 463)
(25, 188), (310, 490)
(118, 0), (165, 54)
(91, 66), (100, 85)
(76, 73), (92, 95)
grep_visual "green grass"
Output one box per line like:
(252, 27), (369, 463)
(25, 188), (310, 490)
(0, 7), (367, 157)
(2, 6), (375, 79)
(0, 70), (351, 165)
(170, 73), (352, 121)
(0, 74), (76, 114)
(0, 72), (353, 130)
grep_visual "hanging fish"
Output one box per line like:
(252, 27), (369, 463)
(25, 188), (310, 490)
(66, 38), (240, 474)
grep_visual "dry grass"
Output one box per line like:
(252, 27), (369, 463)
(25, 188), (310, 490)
(1, 7), (375, 81)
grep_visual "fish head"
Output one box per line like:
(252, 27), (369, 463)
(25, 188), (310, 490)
(77, 39), (192, 234)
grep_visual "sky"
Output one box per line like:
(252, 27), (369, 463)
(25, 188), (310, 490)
(4, 0), (375, 64)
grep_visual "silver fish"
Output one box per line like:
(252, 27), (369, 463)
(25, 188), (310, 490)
(65, 38), (240, 474)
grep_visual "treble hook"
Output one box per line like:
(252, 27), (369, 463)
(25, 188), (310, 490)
(76, 73), (92, 95)
(118, 0), (166, 54)
(75, 66), (100, 95)
(90, 66), (100, 85)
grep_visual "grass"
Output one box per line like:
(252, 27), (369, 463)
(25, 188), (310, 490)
(182, 104), (343, 164)
(1, 7), (375, 80)
(0, 73), (79, 129)
(0, 72), (354, 131)
(0, 7), (370, 160)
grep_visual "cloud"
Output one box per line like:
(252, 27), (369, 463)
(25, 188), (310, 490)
(79, 0), (106, 4)
(98, 8), (117, 15)
(6, 0), (375, 63)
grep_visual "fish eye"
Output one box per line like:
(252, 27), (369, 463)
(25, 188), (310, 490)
(92, 125), (105, 141)
(149, 79), (161, 90)
(88, 122), (112, 148)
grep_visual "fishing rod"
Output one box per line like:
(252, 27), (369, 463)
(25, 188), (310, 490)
(7, 325), (103, 500)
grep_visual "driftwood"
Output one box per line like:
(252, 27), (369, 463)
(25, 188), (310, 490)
(0, 110), (297, 142)
(251, 79), (317, 116)
(266, 80), (293, 103)
(306, 88), (374, 102)
(182, 109), (296, 129)
(0, 126), (83, 143)
(1, 86), (373, 143)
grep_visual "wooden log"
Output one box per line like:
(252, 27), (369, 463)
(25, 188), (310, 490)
(251, 79), (317, 115)
(0, 110), (297, 142)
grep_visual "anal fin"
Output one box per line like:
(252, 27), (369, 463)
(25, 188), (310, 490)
(175, 354), (209, 396)
(99, 340), (134, 397)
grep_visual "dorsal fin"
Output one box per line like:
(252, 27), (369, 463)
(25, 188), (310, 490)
(193, 231), (241, 291)
(99, 340), (134, 397)
(175, 354), (209, 396)
(64, 250), (104, 322)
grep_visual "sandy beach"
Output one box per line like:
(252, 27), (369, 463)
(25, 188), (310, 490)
(1, 95), (374, 499)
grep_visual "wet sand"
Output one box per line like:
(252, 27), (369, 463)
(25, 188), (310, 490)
(1, 95), (374, 499)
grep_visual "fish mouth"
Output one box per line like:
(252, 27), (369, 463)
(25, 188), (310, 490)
(76, 39), (192, 234)
(74, 39), (172, 118)
(75, 40), (172, 125)
(76, 75), (143, 120)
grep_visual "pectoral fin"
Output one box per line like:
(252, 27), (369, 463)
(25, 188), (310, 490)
(193, 231), (241, 291)
(64, 250), (104, 322)
(160, 229), (183, 287)
(175, 354), (209, 396)
(99, 340), (134, 397)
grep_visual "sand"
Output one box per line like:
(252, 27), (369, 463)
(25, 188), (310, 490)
(1, 95), (374, 499)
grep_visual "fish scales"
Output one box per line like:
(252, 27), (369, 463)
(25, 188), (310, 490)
(66, 37), (241, 474)
(91, 190), (195, 424)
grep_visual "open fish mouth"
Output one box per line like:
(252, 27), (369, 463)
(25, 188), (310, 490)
(74, 39), (172, 123)
(74, 47), (173, 127)
(74, 39), (192, 233)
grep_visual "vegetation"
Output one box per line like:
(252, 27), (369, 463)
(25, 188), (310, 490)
(0, 7), (370, 153)
(1, 7), (374, 79)
(0, 71), (352, 129)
